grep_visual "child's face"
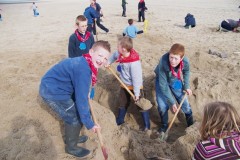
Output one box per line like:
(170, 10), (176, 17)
(90, 47), (110, 69)
(76, 21), (88, 34)
(169, 53), (182, 67)
(117, 44), (128, 56)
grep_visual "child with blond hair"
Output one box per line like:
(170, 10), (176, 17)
(193, 102), (240, 159)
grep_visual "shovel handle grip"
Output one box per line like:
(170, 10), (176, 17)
(89, 100), (104, 146)
(108, 67), (135, 99)
(166, 93), (187, 133)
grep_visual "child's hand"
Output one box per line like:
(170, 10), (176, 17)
(134, 96), (140, 102)
(171, 104), (178, 113)
(104, 63), (111, 68)
(91, 124), (101, 133)
(185, 89), (192, 96)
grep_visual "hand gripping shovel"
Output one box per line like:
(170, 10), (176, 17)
(89, 100), (108, 160)
(108, 67), (152, 110)
(159, 93), (187, 141)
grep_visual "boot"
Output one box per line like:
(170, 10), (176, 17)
(64, 135), (88, 144)
(185, 112), (194, 127)
(141, 111), (150, 131)
(158, 111), (168, 133)
(116, 107), (127, 125)
(64, 123), (91, 158)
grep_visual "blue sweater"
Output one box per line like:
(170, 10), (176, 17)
(84, 6), (99, 25)
(68, 31), (94, 58)
(39, 57), (94, 129)
(154, 53), (190, 106)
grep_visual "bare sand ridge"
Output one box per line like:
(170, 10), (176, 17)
(0, 0), (239, 159)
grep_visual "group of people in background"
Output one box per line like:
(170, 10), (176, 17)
(38, 0), (240, 159)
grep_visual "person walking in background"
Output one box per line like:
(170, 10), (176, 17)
(154, 43), (194, 136)
(31, 2), (39, 17)
(123, 19), (143, 38)
(91, 0), (109, 34)
(138, 0), (147, 22)
(39, 41), (111, 158)
(220, 19), (240, 32)
(122, 0), (127, 17)
(193, 102), (240, 160)
(84, 3), (99, 35)
(68, 15), (95, 58)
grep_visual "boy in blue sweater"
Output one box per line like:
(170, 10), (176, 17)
(84, 4), (100, 35)
(39, 41), (111, 158)
(123, 19), (143, 38)
(154, 43), (194, 135)
(107, 37), (150, 131)
(68, 15), (95, 58)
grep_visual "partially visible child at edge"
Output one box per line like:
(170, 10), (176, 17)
(122, 0), (128, 17)
(0, 9), (2, 21)
(220, 19), (240, 32)
(68, 15), (95, 58)
(123, 19), (143, 38)
(107, 37), (150, 131)
(138, 0), (147, 22)
(84, 4), (99, 35)
(154, 43), (194, 136)
(193, 102), (240, 160)
(91, 0), (109, 34)
(39, 41), (111, 158)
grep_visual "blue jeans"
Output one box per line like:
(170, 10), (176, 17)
(155, 77), (192, 131)
(41, 97), (81, 126)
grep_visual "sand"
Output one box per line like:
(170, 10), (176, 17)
(0, 0), (239, 159)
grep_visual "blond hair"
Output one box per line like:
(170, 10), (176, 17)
(92, 40), (111, 53)
(118, 37), (133, 52)
(169, 43), (185, 58)
(200, 102), (240, 140)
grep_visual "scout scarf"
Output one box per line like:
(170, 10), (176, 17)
(75, 29), (91, 42)
(169, 60), (184, 80)
(117, 49), (140, 63)
(82, 54), (98, 86)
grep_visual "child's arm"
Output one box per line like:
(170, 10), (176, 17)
(68, 35), (76, 58)
(107, 51), (119, 65)
(182, 57), (190, 90)
(130, 61), (143, 99)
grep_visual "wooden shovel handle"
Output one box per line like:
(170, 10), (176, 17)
(107, 67), (135, 99)
(165, 93), (187, 133)
(89, 100), (104, 147)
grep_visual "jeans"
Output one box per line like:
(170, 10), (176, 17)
(122, 5), (126, 16)
(41, 97), (81, 126)
(155, 77), (192, 131)
(93, 18), (109, 34)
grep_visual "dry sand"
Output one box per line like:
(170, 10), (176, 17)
(0, 0), (240, 159)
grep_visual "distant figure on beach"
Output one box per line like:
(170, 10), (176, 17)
(0, 9), (2, 21)
(219, 19), (240, 32)
(192, 102), (240, 160)
(91, 0), (109, 34)
(84, 4), (99, 35)
(123, 19), (143, 38)
(184, 13), (196, 29)
(32, 2), (39, 17)
(122, 0), (127, 17)
(68, 15), (95, 58)
(138, 0), (147, 22)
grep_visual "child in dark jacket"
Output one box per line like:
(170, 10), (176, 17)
(184, 13), (196, 28)
(193, 102), (240, 160)
(68, 15), (95, 58)
(84, 4), (99, 35)
(39, 41), (111, 158)
(138, 0), (147, 22)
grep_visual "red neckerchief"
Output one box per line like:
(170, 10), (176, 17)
(75, 29), (91, 42)
(82, 54), (98, 86)
(117, 49), (140, 63)
(139, 0), (144, 3)
(169, 60), (184, 80)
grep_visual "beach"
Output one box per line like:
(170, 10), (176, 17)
(0, 0), (239, 159)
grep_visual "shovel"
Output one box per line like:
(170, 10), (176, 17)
(89, 100), (108, 160)
(107, 66), (152, 110)
(159, 93), (187, 141)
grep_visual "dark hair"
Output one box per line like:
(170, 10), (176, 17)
(128, 19), (133, 25)
(92, 40), (111, 53)
(75, 15), (87, 25)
